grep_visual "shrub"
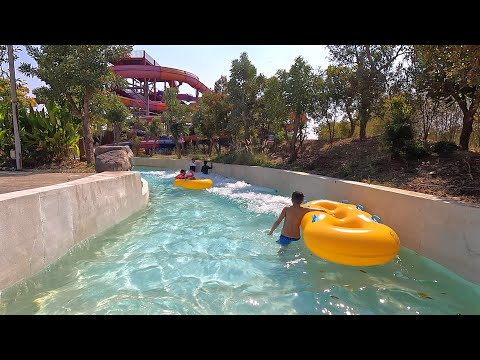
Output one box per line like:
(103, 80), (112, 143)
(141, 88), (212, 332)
(383, 97), (413, 154)
(431, 141), (459, 157)
(382, 95), (425, 159)
(213, 151), (277, 167)
(404, 143), (430, 159)
(132, 136), (141, 156)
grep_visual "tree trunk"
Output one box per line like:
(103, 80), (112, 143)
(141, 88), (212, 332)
(82, 92), (94, 164)
(459, 112), (474, 151)
(78, 138), (86, 162)
(244, 116), (250, 143)
(358, 106), (368, 140)
(176, 143), (182, 159)
(288, 113), (301, 163)
(358, 98), (370, 140)
(208, 140), (213, 156)
(345, 105), (355, 138)
(283, 125), (290, 142)
(113, 123), (120, 145)
(423, 132), (429, 147)
(82, 116), (94, 164)
(328, 121), (335, 147)
(359, 120), (367, 140)
(348, 120), (355, 138)
(453, 92), (479, 151)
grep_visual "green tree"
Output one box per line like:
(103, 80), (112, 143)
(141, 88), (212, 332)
(383, 95), (416, 158)
(279, 56), (315, 162)
(193, 90), (231, 155)
(413, 45), (480, 150)
(19, 45), (132, 164)
(0, 46), (37, 115)
(0, 45), (10, 77)
(263, 76), (288, 142)
(90, 91), (132, 145)
(105, 101), (131, 145)
(1, 101), (81, 165)
(324, 65), (357, 137)
(328, 45), (406, 140)
(214, 75), (228, 94)
(0, 79), (37, 114)
(311, 70), (338, 147)
(163, 87), (191, 158)
(144, 116), (163, 156)
(227, 52), (259, 144)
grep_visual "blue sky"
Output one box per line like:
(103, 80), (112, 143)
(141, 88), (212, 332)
(134, 45), (329, 94)
(13, 45), (330, 94)
(11, 45), (331, 138)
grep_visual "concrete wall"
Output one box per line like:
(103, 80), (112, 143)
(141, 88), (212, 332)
(134, 157), (480, 285)
(0, 171), (149, 291)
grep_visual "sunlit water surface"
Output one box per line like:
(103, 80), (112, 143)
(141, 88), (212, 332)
(1, 168), (479, 315)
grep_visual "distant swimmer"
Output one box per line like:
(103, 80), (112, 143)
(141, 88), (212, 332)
(201, 160), (213, 175)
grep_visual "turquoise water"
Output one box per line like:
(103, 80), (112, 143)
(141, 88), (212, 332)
(1, 167), (480, 315)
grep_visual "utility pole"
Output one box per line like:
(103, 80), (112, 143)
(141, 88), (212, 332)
(7, 45), (22, 170)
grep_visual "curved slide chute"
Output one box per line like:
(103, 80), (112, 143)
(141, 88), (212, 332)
(111, 54), (209, 117)
(111, 64), (209, 93)
(117, 95), (167, 112)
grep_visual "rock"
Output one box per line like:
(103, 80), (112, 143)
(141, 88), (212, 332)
(94, 146), (134, 173)
(95, 145), (133, 158)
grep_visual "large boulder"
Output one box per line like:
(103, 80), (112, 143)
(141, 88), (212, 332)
(94, 145), (134, 173)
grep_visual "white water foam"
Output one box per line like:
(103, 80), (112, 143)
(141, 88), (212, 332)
(137, 169), (292, 216)
(138, 170), (176, 179)
(206, 175), (291, 216)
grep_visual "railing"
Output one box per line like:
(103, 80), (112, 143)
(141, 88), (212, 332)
(128, 50), (157, 65)
(130, 50), (145, 59)
(144, 52), (156, 66)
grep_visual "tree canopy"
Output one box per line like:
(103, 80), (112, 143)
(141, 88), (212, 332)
(19, 45), (132, 163)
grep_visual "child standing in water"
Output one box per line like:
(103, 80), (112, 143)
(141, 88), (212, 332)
(201, 160), (213, 175)
(268, 191), (320, 254)
(189, 158), (197, 172)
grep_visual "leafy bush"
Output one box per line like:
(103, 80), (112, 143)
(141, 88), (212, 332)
(404, 143), (430, 159)
(213, 151), (277, 167)
(383, 95), (422, 158)
(132, 136), (141, 156)
(431, 141), (459, 157)
(0, 102), (81, 166)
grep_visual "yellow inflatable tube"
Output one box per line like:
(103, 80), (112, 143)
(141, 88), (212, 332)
(173, 178), (213, 190)
(300, 200), (400, 266)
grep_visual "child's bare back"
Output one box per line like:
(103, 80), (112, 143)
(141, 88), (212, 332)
(268, 191), (322, 252)
(280, 205), (314, 238)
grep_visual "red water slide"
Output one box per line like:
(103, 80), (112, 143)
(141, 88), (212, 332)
(111, 52), (210, 113)
(112, 64), (209, 93)
(117, 94), (167, 112)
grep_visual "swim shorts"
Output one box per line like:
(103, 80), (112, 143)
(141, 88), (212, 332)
(276, 234), (301, 246)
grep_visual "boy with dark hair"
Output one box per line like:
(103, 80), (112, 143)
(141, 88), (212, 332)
(268, 191), (321, 253)
(201, 160), (213, 175)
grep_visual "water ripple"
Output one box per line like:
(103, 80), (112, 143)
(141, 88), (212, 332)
(1, 168), (479, 315)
